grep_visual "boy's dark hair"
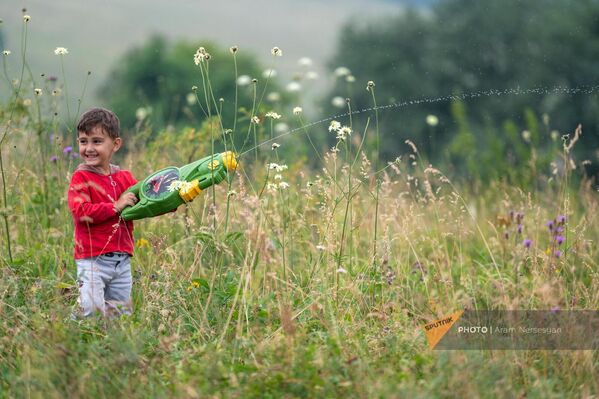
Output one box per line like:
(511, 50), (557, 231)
(77, 107), (120, 139)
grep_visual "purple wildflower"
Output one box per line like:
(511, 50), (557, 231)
(557, 215), (566, 224)
(63, 146), (72, 154)
(554, 249), (562, 258)
(509, 210), (515, 221)
(555, 235), (565, 245)
(517, 224), (523, 234)
(550, 306), (561, 314)
(50, 155), (58, 162)
(71, 153), (79, 158)
(47, 76), (58, 82)
(516, 212), (524, 222)
(546, 220), (554, 231)
(523, 239), (532, 248)
(555, 226), (564, 234)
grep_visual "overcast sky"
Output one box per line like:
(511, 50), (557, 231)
(1, 0), (406, 108)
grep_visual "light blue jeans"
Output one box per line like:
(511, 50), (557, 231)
(75, 252), (133, 317)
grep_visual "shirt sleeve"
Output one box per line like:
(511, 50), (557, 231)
(68, 172), (117, 224)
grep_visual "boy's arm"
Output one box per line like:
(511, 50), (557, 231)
(68, 173), (118, 224)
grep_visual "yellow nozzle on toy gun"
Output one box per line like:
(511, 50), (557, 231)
(221, 151), (238, 171)
(179, 179), (202, 202)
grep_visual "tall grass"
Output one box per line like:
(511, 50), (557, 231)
(0, 12), (598, 398)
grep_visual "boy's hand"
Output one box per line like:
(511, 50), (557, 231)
(114, 192), (138, 214)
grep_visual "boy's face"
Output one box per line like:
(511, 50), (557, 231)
(77, 126), (122, 173)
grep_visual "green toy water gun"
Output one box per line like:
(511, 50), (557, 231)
(120, 151), (237, 221)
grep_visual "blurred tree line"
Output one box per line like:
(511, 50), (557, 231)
(323, 0), (599, 183)
(99, 36), (291, 142)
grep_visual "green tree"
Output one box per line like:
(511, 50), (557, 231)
(323, 0), (599, 179)
(98, 36), (278, 135)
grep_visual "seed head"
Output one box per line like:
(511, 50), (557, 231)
(366, 80), (375, 90)
(328, 120), (341, 132)
(271, 46), (282, 56)
(265, 112), (281, 120)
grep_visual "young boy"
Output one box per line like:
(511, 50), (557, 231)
(68, 107), (138, 317)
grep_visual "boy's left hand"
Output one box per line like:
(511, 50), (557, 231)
(114, 192), (138, 214)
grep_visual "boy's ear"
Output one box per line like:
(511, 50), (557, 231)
(113, 137), (122, 152)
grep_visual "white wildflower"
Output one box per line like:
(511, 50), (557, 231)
(328, 121), (341, 132)
(136, 107), (150, 121)
(305, 71), (319, 80)
(316, 244), (326, 251)
(194, 48), (208, 65)
(271, 47), (282, 56)
(251, 116), (260, 124)
(286, 81), (301, 92)
(337, 126), (352, 141)
(274, 174), (282, 180)
(267, 92), (281, 102)
(2, 50), (10, 56)
(227, 190), (237, 197)
(23, 15), (31, 22)
(366, 80), (375, 90)
(52, 88), (61, 96)
(229, 46), (239, 54)
(345, 75), (356, 83)
(236, 75), (251, 86)
(298, 57), (313, 67)
(268, 163), (288, 172)
(54, 47), (68, 55)
(262, 68), (277, 78)
(334, 66), (350, 77)
(167, 180), (191, 192)
(331, 96), (345, 108)
(34, 88), (42, 96)
(336, 267), (347, 274)
(186, 93), (196, 105)
(426, 114), (439, 127)
(550, 130), (559, 141)
(271, 143), (280, 150)
(265, 112), (281, 120)
(522, 130), (531, 142)
(293, 106), (303, 115)
(278, 182), (290, 189)
(266, 183), (278, 192)
(275, 123), (289, 134)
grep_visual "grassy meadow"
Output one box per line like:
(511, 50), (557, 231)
(1, 18), (598, 399)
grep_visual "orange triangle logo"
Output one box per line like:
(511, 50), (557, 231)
(423, 310), (464, 349)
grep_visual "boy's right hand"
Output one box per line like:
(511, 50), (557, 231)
(114, 192), (138, 214)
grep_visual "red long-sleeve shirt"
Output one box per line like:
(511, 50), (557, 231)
(68, 164), (137, 259)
